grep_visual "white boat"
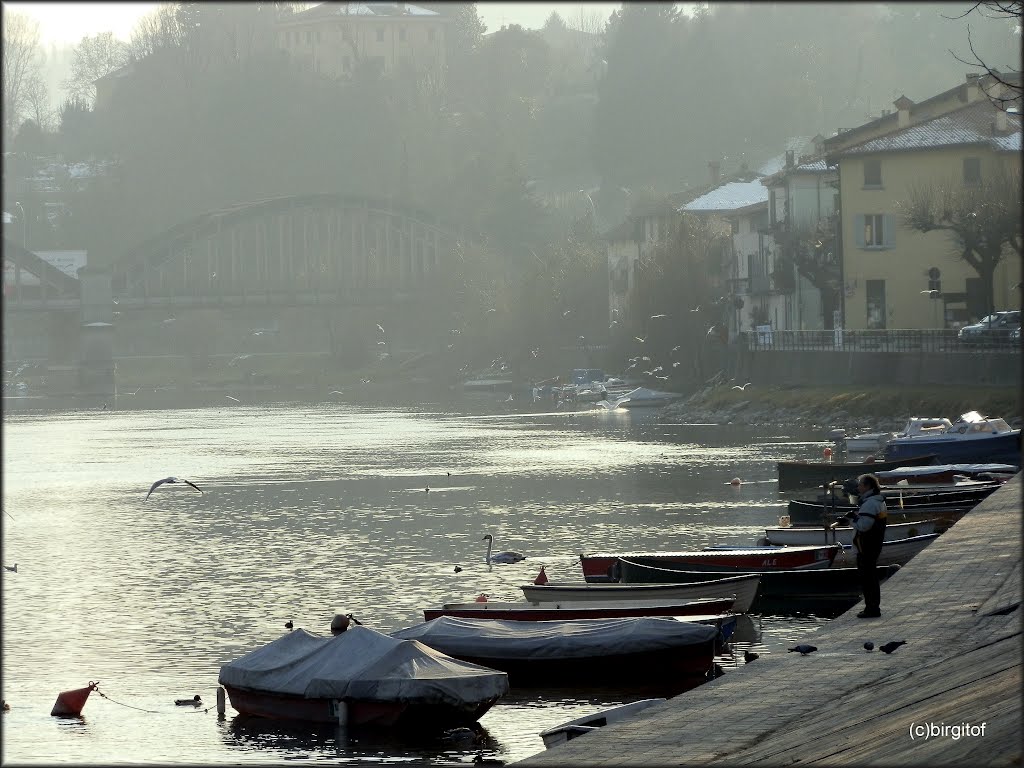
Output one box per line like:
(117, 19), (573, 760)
(763, 519), (937, 546)
(539, 698), (666, 749)
(519, 574), (761, 613)
(615, 387), (683, 409)
(845, 417), (954, 453)
(829, 533), (940, 569)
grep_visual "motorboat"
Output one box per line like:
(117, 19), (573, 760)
(883, 411), (1021, 465)
(391, 615), (726, 690)
(710, 535), (940, 570)
(616, 559), (902, 615)
(614, 386), (683, 409)
(539, 699), (666, 749)
(581, 544), (839, 583)
(422, 596), (735, 621)
(218, 625), (508, 728)
(844, 431), (897, 452)
(873, 463), (1018, 485)
(763, 519), (937, 546)
(777, 454), (937, 492)
(784, 497), (977, 532)
(519, 574), (761, 613)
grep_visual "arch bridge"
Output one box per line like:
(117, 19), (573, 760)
(110, 193), (467, 307)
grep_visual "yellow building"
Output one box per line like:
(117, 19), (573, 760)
(276, 2), (447, 80)
(826, 83), (1021, 330)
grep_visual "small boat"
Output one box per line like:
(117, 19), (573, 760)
(830, 533), (940, 568)
(777, 454), (937, 491)
(883, 412), (1021, 465)
(218, 625), (508, 728)
(763, 519), (936, 546)
(581, 544), (838, 583)
(844, 431), (897, 452)
(616, 559), (902, 615)
(784, 496), (983, 531)
(520, 574), (761, 613)
(614, 386), (683, 409)
(873, 463), (1018, 485)
(391, 615), (726, 690)
(539, 698), (666, 749)
(422, 596), (735, 622)
(707, 534), (939, 569)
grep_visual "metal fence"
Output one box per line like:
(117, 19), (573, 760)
(742, 328), (1020, 353)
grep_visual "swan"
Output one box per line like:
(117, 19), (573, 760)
(482, 534), (525, 564)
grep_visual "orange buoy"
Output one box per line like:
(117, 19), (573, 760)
(730, 477), (741, 486)
(474, 593), (489, 603)
(823, 447), (833, 460)
(534, 566), (548, 585)
(51, 681), (98, 717)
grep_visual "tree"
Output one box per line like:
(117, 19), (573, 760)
(946, 1), (1023, 110)
(63, 32), (130, 105)
(2, 12), (43, 141)
(900, 164), (1023, 316)
(22, 71), (55, 132)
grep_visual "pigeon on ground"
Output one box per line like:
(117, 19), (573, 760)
(743, 650), (759, 663)
(879, 640), (907, 654)
(787, 644), (818, 655)
(864, 641), (874, 651)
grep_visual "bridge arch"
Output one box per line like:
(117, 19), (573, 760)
(111, 194), (471, 302)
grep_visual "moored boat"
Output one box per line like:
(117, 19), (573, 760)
(883, 411), (1021, 465)
(785, 497), (978, 531)
(391, 615), (726, 690)
(581, 544), (838, 583)
(520, 574), (760, 613)
(539, 698), (666, 749)
(873, 463), (1018, 485)
(616, 559), (902, 615)
(422, 596), (735, 621)
(830, 533), (940, 568)
(763, 519), (936, 546)
(777, 454), (937, 492)
(218, 625), (508, 728)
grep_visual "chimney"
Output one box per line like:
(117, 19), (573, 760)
(993, 109), (1008, 134)
(785, 150), (795, 168)
(965, 72), (981, 103)
(894, 95), (913, 129)
(708, 160), (721, 185)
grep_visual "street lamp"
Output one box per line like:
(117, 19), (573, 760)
(14, 201), (27, 248)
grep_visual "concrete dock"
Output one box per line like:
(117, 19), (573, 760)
(516, 475), (1021, 766)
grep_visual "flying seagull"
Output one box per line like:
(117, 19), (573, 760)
(732, 382), (752, 390)
(376, 324), (385, 334)
(146, 477), (204, 500)
(225, 395), (240, 402)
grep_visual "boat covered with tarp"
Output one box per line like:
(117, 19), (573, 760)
(218, 625), (508, 728)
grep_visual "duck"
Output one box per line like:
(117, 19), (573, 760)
(175, 695), (202, 706)
(482, 534), (525, 564)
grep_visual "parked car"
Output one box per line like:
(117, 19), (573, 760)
(957, 311), (1020, 344)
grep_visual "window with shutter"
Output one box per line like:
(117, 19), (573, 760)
(854, 214), (865, 247)
(882, 214), (896, 248)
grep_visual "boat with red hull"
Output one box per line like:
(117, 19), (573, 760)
(581, 544), (839, 583)
(423, 595), (734, 621)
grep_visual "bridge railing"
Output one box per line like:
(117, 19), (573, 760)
(741, 328), (1020, 353)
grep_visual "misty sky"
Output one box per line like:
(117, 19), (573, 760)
(3, 2), (626, 44)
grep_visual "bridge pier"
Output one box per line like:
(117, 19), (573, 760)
(77, 266), (115, 399)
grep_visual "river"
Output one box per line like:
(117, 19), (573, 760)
(2, 397), (837, 764)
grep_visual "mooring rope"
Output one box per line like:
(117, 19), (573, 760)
(94, 684), (213, 715)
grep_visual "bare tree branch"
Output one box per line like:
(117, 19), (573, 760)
(2, 13), (43, 141)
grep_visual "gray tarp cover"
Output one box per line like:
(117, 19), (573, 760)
(218, 626), (508, 704)
(390, 616), (718, 660)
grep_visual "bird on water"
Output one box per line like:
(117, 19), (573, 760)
(146, 477), (204, 500)
(482, 534), (525, 564)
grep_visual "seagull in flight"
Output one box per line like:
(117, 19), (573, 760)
(376, 324), (385, 334)
(634, 336), (646, 343)
(146, 477), (204, 500)
(732, 382), (752, 390)
(650, 313), (667, 319)
(225, 395), (240, 402)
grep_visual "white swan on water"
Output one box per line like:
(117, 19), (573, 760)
(482, 534), (525, 564)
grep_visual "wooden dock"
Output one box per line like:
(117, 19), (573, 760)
(515, 474), (1021, 766)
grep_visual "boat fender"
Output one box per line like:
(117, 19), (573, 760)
(474, 593), (488, 603)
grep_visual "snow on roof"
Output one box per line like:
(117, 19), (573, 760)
(838, 101), (1021, 156)
(680, 180), (769, 214)
(298, 2), (440, 18)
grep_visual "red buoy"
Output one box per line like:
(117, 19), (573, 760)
(474, 593), (489, 603)
(51, 681), (98, 717)
(534, 566), (548, 585)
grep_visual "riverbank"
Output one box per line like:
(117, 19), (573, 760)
(663, 382), (1022, 435)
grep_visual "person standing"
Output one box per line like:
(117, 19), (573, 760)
(847, 473), (888, 618)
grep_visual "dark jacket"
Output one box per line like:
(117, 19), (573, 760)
(852, 489), (887, 556)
